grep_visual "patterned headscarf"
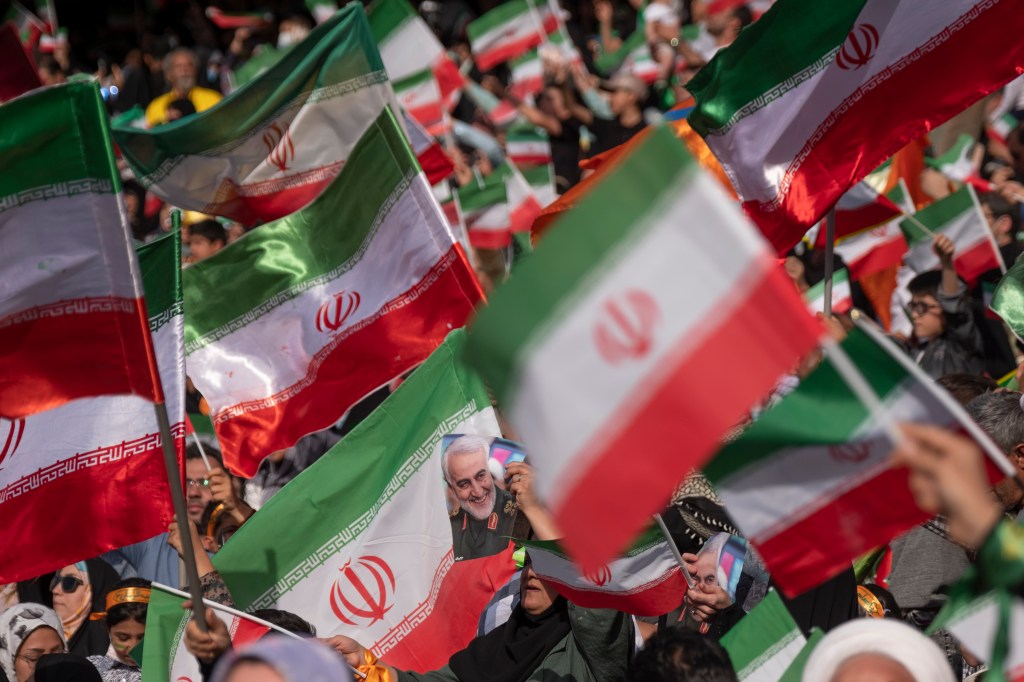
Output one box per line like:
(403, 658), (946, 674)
(210, 635), (352, 682)
(0, 603), (68, 681)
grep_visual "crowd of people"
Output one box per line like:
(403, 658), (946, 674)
(3, 0), (1024, 680)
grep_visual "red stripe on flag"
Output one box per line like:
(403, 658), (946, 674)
(0, 21), (42, 103)
(752, 465), (929, 597)
(475, 33), (546, 72)
(0, 429), (180, 582)
(509, 197), (543, 234)
(554, 262), (822, 571)
(507, 152), (552, 167)
(213, 247), (483, 477)
(0, 298), (159, 418)
(543, 569), (688, 616)
(418, 146), (455, 185)
(468, 228), (512, 249)
(847, 236), (908, 280)
(745, 0), (1024, 254)
(205, 163), (344, 225)
(954, 239), (1003, 287)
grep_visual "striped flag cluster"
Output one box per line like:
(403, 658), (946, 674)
(467, 0), (558, 72)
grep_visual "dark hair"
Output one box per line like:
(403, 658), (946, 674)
(980, 192), (1021, 234)
(189, 219), (227, 246)
(106, 578), (151, 627)
(907, 269), (943, 300)
(937, 373), (996, 407)
(166, 98), (197, 119)
(186, 440), (224, 470)
(732, 5), (753, 28)
(251, 609), (316, 637)
(628, 627), (738, 682)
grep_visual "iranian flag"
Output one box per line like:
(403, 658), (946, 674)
(524, 530), (687, 616)
(803, 268), (852, 316)
(704, 323), (1011, 596)
(992, 253), (1024, 340)
(813, 181), (902, 247)
(458, 172), (511, 249)
(367, 0), (463, 109)
(0, 82), (161, 420)
(926, 133), (993, 192)
(213, 331), (515, 671)
(467, 0), (557, 72)
(501, 162), (544, 235)
(183, 111), (483, 476)
(833, 181), (911, 281)
(464, 125), (821, 571)
(403, 110), (454, 185)
(720, 591), (806, 681)
(506, 123), (552, 167)
(142, 584), (272, 682)
(394, 69), (446, 136)
(0, 20), (41, 103)
(509, 32), (582, 100)
(594, 23), (660, 85)
(0, 230), (185, 583)
(899, 184), (1004, 285)
(463, 80), (520, 128)
(523, 163), (557, 207)
(989, 111), (1019, 146)
(686, 0), (1024, 254)
(113, 6), (400, 225)
(204, 7), (273, 29)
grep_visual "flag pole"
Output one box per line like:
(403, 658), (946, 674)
(190, 429), (214, 473)
(899, 209), (938, 239)
(653, 513), (696, 589)
(819, 335), (903, 449)
(822, 207), (836, 317)
(153, 583), (368, 679)
(154, 402), (208, 633)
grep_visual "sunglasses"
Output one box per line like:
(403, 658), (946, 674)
(50, 575), (84, 593)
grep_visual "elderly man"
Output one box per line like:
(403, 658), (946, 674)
(145, 48), (222, 127)
(443, 435), (517, 561)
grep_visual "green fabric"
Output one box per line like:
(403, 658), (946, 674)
(992, 253), (1024, 340)
(232, 45), (288, 87)
(778, 628), (824, 682)
(136, 229), (182, 321)
(182, 108), (414, 347)
(467, 0), (530, 39)
(140, 584), (188, 680)
(463, 125), (695, 403)
(367, 0), (415, 41)
(721, 591), (802, 678)
(898, 186), (975, 246)
(687, 0), (867, 136)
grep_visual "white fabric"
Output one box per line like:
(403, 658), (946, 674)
(0, 603), (67, 681)
(802, 619), (955, 682)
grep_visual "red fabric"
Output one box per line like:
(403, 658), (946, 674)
(0, 298), (161, 419)
(554, 261), (822, 571)
(0, 21), (41, 103)
(545, 569), (688, 617)
(214, 247), (484, 477)
(743, 2), (1024, 253)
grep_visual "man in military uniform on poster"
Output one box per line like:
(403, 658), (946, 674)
(443, 435), (517, 561)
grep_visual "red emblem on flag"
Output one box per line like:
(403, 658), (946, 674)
(0, 418), (25, 469)
(329, 556), (396, 627)
(835, 23), (879, 71)
(583, 565), (611, 587)
(315, 290), (361, 333)
(262, 122), (295, 173)
(828, 442), (872, 463)
(593, 290), (659, 364)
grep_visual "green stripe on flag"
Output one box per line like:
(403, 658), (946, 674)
(686, 0), (867, 136)
(141, 584), (189, 679)
(212, 329), (491, 608)
(521, 163), (552, 186)
(595, 26), (645, 75)
(464, 124), (696, 401)
(366, 0), (413, 43)
(991, 253), (1024, 340)
(898, 186), (975, 245)
(720, 590), (804, 678)
(522, 527), (665, 559)
(0, 82), (120, 200)
(137, 229), (183, 323)
(182, 109), (415, 347)
(393, 67), (433, 91)
(704, 327), (906, 481)
(467, 0), (531, 39)
(457, 173), (508, 212)
(779, 628), (825, 682)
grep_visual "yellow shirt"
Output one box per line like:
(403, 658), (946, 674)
(145, 86), (223, 127)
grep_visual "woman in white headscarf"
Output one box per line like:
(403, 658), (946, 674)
(0, 603), (67, 682)
(802, 619), (956, 682)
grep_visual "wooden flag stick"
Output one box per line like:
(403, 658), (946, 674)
(900, 209), (938, 239)
(822, 207), (836, 318)
(190, 430), (213, 473)
(653, 513), (695, 589)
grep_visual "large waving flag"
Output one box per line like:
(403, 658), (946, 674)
(213, 331), (514, 672)
(0, 82), (161, 420)
(524, 529), (687, 616)
(704, 323), (1011, 596)
(0, 230), (185, 583)
(899, 184), (1004, 285)
(467, 0), (557, 72)
(687, 0), (1024, 254)
(183, 110), (483, 476)
(113, 6), (398, 225)
(464, 125), (821, 571)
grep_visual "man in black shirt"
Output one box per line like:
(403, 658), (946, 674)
(568, 72), (648, 157)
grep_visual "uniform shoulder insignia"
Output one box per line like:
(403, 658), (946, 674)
(487, 512), (498, 530)
(504, 499), (517, 516)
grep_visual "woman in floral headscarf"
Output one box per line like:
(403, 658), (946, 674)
(49, 559), (119, 658)
(0, 603), (67, 682)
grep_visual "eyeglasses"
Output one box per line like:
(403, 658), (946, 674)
(186, 478), (211, 489)
(16, 649), (65, 666)
(908, 302), (942, 316)
(50, 574), (84, 593)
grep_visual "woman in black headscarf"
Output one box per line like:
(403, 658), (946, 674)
(330, 554), (634, 682)
(48, 559), (120, 658)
